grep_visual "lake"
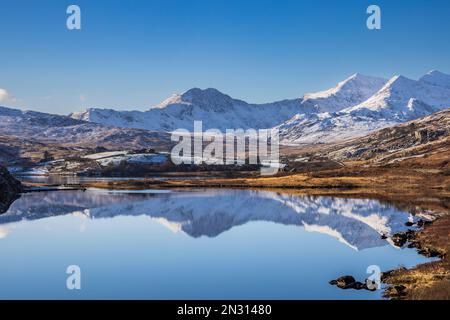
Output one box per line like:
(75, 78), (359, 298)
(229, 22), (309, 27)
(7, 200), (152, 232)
(0, 188), (432, 299)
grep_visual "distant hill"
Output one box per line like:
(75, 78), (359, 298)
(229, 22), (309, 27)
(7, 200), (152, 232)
(0, 106), (172, 151)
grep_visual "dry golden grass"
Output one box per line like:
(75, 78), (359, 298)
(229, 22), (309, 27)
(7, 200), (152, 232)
(64, 166), (449, 198)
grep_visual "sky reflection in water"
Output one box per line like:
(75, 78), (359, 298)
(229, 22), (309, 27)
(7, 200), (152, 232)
(0, 189), (432, 299)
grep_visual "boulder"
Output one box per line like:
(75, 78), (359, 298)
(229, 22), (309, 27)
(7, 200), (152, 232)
(391, 233), (408, 247)
(329, 276), (356, 289)
(330, 276), (379, 291)
(0, 165), (22, 213)
(416, 219), (432, 228)
(386, 285), (407, 299)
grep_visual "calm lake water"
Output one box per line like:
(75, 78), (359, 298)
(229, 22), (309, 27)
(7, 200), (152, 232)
(0, 189), (431, 299)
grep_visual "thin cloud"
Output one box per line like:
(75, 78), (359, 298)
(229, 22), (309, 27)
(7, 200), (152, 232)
(0, 88), (24, 107)
(0, 88), (11, 102)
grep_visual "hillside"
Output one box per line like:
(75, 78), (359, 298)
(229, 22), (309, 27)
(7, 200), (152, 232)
(325, 108), (450, 169)
(0, 106), (172, 150)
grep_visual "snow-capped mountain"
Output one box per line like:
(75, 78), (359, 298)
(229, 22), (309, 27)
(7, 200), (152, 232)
(1, 70), (448, 147)
(0, 106), (171, 149)
(278, 70), (450, 144)
(70, 74), (388, 132)
(419, 70), (450, 89)
(70, 88), (302, 131)
(299, 73), (388, 113)
(277, 112), (399, 145)
(345, 73), (449, 118)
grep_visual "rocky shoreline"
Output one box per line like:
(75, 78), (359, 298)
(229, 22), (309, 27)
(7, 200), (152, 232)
(382, 215), (450, 300)
(0, 165), (22, 213)
(327, 211), (449, 300)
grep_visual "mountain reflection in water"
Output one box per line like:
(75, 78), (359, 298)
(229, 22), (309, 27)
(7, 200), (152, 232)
(1, 189), (417, 251)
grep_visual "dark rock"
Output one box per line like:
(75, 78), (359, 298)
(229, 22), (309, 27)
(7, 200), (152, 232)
(392, 285), (407, 296)
(405, 221), (414, 227)
(391, 230), (417, 247)
(416, 219), (432, 228)
(329, 275), (356, 289)
(0, 165), (22, 214)
(329, 275), (380, 291)
(417, 247), (443, 258)
(352, 282), (366, 290)
(392, 233), (408, 247)
(384, 284), (408, 299)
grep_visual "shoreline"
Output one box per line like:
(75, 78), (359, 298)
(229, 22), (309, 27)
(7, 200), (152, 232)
(382, 215), (450, 299)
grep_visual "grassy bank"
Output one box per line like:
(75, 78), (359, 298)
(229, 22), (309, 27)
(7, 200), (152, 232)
(37, 166), (448, 195)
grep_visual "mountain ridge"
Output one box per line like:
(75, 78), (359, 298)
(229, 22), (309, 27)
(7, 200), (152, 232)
(69, 73), (390, 132)
(0, 105), (171, 150)
(2, 70), (449, 147)
(278, 70), (450, 144)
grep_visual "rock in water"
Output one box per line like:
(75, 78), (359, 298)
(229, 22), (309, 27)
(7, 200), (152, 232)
(329, 275), (378, 291)
(0, 165), (22, 213)
(329, 276), (356, 289)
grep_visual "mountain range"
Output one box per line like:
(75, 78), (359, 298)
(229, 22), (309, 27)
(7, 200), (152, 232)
(70, 70), (450, 144)
(0, 189), (418, 250)
(1, 70), (449, 147)
(70, 88), (302, 132)
(70, 73), (389, 134)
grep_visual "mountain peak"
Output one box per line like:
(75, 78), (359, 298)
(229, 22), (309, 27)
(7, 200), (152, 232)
(153, 93), (182, 109)
(426, 70), (447, 76)
(304, 73), (387, 98)
(155, 87), (246, 111)
(384, 75), (415, 88)
(300, 73), (388, 113)
(182, 87), (223, 96)
(346, 72), (372, 81)
(343, 71), (450, 118)
(419, 70), (450, 89)
(180, 87), (232, 101)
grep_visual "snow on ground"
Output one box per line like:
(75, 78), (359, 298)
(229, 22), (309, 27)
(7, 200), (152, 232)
(83, 151), (129, 160)
(20, 167), (49, 175)
(96, 154), (168, 166)
(6, 167), (23, 173)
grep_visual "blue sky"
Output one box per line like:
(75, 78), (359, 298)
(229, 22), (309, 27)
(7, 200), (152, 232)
(0, 0), (449, 114)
